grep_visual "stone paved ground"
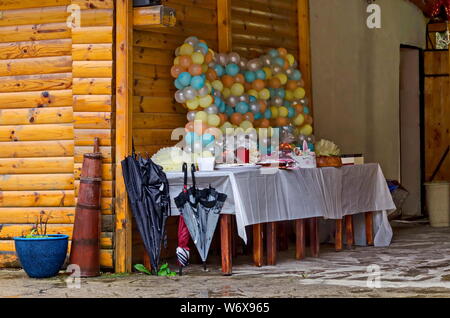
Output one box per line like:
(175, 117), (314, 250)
(1, 223), (450, 298)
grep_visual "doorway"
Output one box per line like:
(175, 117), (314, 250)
(399, 46), (423, 217)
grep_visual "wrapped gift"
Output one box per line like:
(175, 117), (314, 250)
(292, 141), (317, 168)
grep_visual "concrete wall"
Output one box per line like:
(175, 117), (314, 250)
(310, 0), (427, 179)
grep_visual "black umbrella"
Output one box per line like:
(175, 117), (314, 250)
(174, 163), (227, 270)
(121, 150), (170, 272)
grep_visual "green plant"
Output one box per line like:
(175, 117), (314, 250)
(24, 212), (51, 238)
(134, 263), (177, 277)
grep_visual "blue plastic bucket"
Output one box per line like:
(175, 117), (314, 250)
(14, 234), (69, 278)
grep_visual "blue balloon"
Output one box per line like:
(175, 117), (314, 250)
(268, 49), (279, 58)
(287, 107), (296, 118)
(174, 79), (184, 90)
(244, 71), (256, 83)
(276, 88), (285, 99)
(249, 96), (257, 103)
(202, 133), (215, 146)
(226, 63), (240, 77)
(236, 102), (249, 114)
(213, 64), (224, 77)
(268, 88), (275, 96)
(264, 109), (272, 119)
(178, 72), (192, 87)
(225, 106), (234, 116)
(191, 75), (205, 90)
(185, 132), (197, 145)
(284, 100), (292, 108)
(218, 103), (226, 113)
(274, 57), (285, 67)
(197, 42), (208, 52)
(214, 96), (222, 105)
(255, 69), (266, 80)
(254, 112), (263, 120)
(291, 69), (302, 81)
(303, 106), (310, 115)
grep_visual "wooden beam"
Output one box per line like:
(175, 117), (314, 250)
(115, 0), (133, 273)
(345, 215), (354, 249)
(335, 219), (343, 251)
(220, 214), (232, 275)
(133, 5), (176, 28)
(266, 222), (277, 266)
(297, 0), (313, 116)
(253, 223), (264, 267)
(217, 0), (232, 53)
(295, 219), (305, 260)
(365, 212), (374, 246)
(308, 217), (319, 257)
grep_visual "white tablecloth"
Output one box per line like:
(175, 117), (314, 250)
(166, 163), (396, 246)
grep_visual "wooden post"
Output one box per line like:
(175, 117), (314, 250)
(220, 214), (232, 275)
(217, 0), (232, 53)
(335, 219), (343, 251)
(298, 0), (313, 115)
(365, 212), (374, 246)
(143, 251), (151, 272)
(253, 223), (264, 267)
(266, 222), (277, 265)
(115, 0), (133, 273)
(308, 217), (319, 257)
(345, 215), (354, 249)
(295, 219), (305, 260)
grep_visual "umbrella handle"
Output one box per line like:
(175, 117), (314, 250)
(191, 164), (196, 190)
(182, 163), (188, 191)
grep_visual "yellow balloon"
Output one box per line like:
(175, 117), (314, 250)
(270, 106), (279, 118)
(195, 111), (208, 122)
(293, 113), (305, 126)
(278, 106), (289, 117)
(294, 87), (306, 99)
(187, 98), (199, 110)
(259, 88), (270, 100)
(231, 83), (244, 96)
(207, 114), (221, 127)
(191, 52), (205, 65)
(222, 87), (231, 99)
(221, 122), (234, 134)
(299, 124), (313, 136)
(174, 56), (180, 65)
(286, 54), (295, 66)
(247, 89), (259, 98)
(263, 67), (272, 79)
(179, 43), (194, 55)
(201, 63), (208, 73)
(285, 90), (294, 101)
(275, 73), (288, 85)
(240, 120), (253, 131)
(212, 80), (224, 92)
(199, 95), (213, 108)
(205, 81), (212, 92)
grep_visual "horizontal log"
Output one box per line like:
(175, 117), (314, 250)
(0, 73), (72, 93)
(0, 249), (113, 268)
(0, 6), (69, 27)
(72, 26), (113, 44)
(134, 78), (175, 97)
(134, 145), (168, 156)
(74, 146), (112, 163)
(133, 47), (173, 66)
(0, 39), (72, 60)
(133, 5), (177, 28)
(0, 157), (74, 174)
(0, 89), (72, 109)
(133, 96), (186, 114)
(71, 0), (114, 9)
(133, 113), (187, 129)
(0, 222), (113, 238)
(133, 30), (186, 50)
(0, 123), (73, 142)
(72, 78), (112, 95)
(73, 60), (113, 78)
(79, 8), (114, 27)
(0, 140), (74, 158)
(133, 129), (181, 146)
(72, 43), (113, 61)
(0, 55), (72, 77)
(0, 190), (75, 207)
(0, 22), (70, 43)
(165, 3), (216, 25)
(74, 128), (113, 146)
(73, 94), (112, 112)
(74, 163), (113, 180)
(74, 180), (113, 197)
(0, 106), (73, 125)
(133, 63), (171, 80)
(0, 207), (75, 224)
(0, 173), (74, 191)
(231, 0), (297, 22)
(0, 0), (70, 10)
(232, 33), (299, 52)
(74, 112), (112, 129)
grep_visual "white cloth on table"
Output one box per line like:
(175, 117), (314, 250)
(166, 163), (396, 246)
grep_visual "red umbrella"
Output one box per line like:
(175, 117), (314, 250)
(176, 215), (190, 275)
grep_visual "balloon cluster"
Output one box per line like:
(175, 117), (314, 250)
(171, 36), (314, 155)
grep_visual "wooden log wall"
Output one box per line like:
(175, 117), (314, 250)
(0, 0), (115, 269)
(424, 48), (450, 181)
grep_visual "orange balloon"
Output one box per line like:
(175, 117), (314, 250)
(276, 117), (289, 127)
(179, 55), (192, 69)
(269, 77), (281, 89)
(244, 82), (252, 91)
(259, 118), (270, 128)
(205, 52), (213, 64)
(304, 114), (313, 125)
(194, 122), (209, 135)
(259, 100), (267, 113)
(278, 48), (288, 57)
(230, 113), (243, 125)
(189, 63), (203, 76)
(206, 68), (217, 81)
(222, 75), (235, 88)
(286, 80), (298, 91)
(295, 104), (304, 114)
(244, 112), (254, 123)
(252, 79), (265, 91)
(284, 60), (290, 70)
(298, 79), (305, 87)
(171, 65), (183, 78)
(234, 74), (245, 84)
(253, 119), (262, 127)
(185, 121), (194, 132)
(205, 127), (222, 139)
(218, 113), (228, 125)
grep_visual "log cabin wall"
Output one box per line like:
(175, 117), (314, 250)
(0, 0), (115, 269)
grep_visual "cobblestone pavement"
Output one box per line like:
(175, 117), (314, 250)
(1, 223), (450, 298)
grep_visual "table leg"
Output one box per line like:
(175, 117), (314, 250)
(335, 219), (343, 252)
(253, 223), (264, 267)
(365, 212), (374, 246)
(309, 217), (320, 257)
(345, 215), (354, 249)
(295, 219), (305, 260)
(266, 222), (277, 265)
(220, 214), (232, 276)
